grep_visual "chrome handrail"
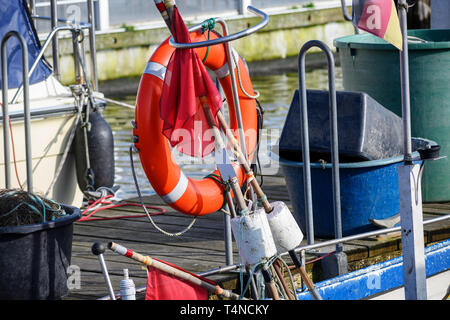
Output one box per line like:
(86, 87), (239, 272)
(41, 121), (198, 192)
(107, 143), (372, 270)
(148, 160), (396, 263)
(1, 31), (33, 192)
(28, 0), (99, 91)
(11, 24), (91, 104)
(298, 40), (342, 250)
(168, 5), (268, 49)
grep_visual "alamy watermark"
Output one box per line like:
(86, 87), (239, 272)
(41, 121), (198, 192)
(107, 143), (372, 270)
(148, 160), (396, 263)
(67, 265), (81, 290)
(168, 123), (280, 169)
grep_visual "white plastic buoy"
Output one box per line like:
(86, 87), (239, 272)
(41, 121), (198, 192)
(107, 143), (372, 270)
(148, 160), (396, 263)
(267, 201), (303, 254)
(120, 269), (136, 300)
(231, 209), (277, 265)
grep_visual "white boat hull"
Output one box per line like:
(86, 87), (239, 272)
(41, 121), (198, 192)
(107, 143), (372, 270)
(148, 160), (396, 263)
(1, 78), (84, 207)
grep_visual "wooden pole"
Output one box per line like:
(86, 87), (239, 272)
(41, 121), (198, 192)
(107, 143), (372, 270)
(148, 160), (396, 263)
(108, 242), (244, 300)
(273, 259), (295, 300)
(216, 111), (271, 212)
(200, 98), (248, 212)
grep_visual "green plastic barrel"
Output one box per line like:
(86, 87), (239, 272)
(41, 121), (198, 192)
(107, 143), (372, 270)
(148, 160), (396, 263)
(334, 29), (450, 202)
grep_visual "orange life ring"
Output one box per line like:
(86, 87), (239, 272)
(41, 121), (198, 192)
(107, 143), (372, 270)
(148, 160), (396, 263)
(133, 30), (258, 216)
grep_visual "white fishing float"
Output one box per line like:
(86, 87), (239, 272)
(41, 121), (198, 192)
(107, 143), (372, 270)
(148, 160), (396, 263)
(266, 201), (304, 254)
(231, 208), (277, 265)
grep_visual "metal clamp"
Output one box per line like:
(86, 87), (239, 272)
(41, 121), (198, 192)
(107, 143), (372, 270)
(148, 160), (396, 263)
(168, 6), (269, 49)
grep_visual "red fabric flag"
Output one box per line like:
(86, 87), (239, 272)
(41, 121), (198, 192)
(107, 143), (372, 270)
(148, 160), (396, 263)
(159, 6), (223, 157)
(145, 258), (216, 300)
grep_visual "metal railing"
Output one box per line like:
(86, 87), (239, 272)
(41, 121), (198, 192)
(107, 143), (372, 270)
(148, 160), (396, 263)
(297, 40), (343, 250)
(169, 6), (269, 49)
(11, 24), (91, 104)
(1, 32), (33, 192)
(28, 0), (99, 90)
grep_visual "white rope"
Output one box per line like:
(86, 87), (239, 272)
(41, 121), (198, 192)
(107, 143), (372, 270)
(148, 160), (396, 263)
(232, 53), (260, 99)
(129, 146), (197, 237)
(93, 94), (135, 110)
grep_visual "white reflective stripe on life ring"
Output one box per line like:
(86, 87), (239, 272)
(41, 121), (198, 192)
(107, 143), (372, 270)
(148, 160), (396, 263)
(213, 48), (240, 79)
(161, 171), (189, 204)
(144, 61), (167, 81)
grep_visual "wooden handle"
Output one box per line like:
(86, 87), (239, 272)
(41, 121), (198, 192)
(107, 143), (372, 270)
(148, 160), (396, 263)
(261, 266), (280, 300)
(273, 260), (295, 300)
(200, 97), (248, 213)
(298, 266), (315, 291)
(216, 111), (272, 212)
(108, 242), (244, 300)
(298, 265), (322, 300)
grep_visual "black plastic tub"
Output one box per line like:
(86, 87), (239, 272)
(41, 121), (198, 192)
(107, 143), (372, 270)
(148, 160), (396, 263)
(0, 205), (81, 300)
(279, 89), (403, 162)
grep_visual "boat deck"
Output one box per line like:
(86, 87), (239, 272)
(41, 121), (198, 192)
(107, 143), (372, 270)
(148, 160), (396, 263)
(66, 175), (450, 300)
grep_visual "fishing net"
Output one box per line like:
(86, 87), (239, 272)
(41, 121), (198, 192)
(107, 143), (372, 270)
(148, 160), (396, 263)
(0, 189), (67, 227)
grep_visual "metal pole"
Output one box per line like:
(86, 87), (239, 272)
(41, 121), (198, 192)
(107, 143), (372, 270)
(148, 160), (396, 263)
(239, 0), (252, 15)
(340, 0), (359, 34)
(72, 29), (82, 84)
(50, 0), (60, 81)
(216, 19), (249, 164)
(224, 192), (236, 265)
(91, 243), (116, 300)
(215, 18), (256, 204)
(87, 0), (98, 90)
(29, 0), (36, 15)
(1, 31), (32, 192)
(397, 0), (427, 300)
(326, 46), (343, 252)
(399, 1), (413, 164)
(220, 98), (235, 266)
(297, 47), (314, 245)
(21, 41), (33, 193)
(28, 0), (37, 29)
(1, 37), (11, 189)
(97, 0), (110, 31)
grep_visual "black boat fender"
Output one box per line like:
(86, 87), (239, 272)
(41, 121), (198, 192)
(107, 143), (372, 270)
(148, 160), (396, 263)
(73, 108), (115, 192)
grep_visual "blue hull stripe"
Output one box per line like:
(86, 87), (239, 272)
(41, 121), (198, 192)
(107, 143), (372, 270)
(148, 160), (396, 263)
(297, 239), (450, 300)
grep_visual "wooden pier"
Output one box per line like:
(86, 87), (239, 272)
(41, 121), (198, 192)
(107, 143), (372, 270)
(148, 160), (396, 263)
(66, 175), (450, 300)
